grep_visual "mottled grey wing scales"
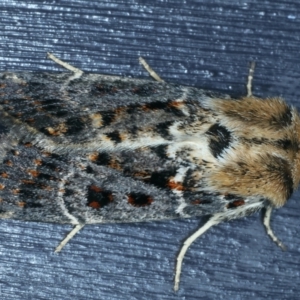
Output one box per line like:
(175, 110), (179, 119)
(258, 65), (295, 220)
(0, 136), (233, 224)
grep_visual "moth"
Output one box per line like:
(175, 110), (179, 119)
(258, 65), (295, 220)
(0, 53), (298, 291)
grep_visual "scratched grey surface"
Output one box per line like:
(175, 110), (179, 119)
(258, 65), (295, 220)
(1, 1), (300, 299)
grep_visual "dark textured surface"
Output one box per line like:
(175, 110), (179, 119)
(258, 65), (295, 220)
(1, 1), (300, 299)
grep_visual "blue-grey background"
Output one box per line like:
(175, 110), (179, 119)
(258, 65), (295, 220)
(1, 1), (300, 299)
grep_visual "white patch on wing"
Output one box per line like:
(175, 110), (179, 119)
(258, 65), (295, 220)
(167, 139), (217, 164)
(169, 166), (190, 217)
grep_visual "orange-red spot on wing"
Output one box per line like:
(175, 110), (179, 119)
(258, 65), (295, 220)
(167, 179), (185, 191)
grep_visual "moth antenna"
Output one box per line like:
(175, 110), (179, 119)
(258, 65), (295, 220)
(263, 206), (286, 251)
(247, 61), (256, 97)
(174, 215), (221, 292)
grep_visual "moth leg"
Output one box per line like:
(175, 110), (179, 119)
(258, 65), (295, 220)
(247, 61), (255, 97)
(47, 52), (84, 79)
(54, 224), (85, 253)
(174, 215), (221, 292)
(263, 206), (286, 251)
(139, 57), (164, 82)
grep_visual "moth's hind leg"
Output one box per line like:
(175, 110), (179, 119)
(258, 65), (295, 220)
(54, 224), (85, 253)
(47, 52), (85, 91)
(47, 52), (84, 80)
(139, 57), (164, 82)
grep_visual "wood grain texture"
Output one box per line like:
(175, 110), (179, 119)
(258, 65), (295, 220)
(0, 0), (300, 299)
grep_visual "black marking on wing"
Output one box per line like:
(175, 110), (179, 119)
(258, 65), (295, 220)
(87, 185), (113, 209)
(106, 131), (122, 143)
(206, 123), (232, 158)
(148, 168), (177, 188)
(155, 120), (174, 140)
(65, 117), (86, 135)
(100, 111), (116, 126)
(127, 192), (154, 207)
(150, 145), (169, 159)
